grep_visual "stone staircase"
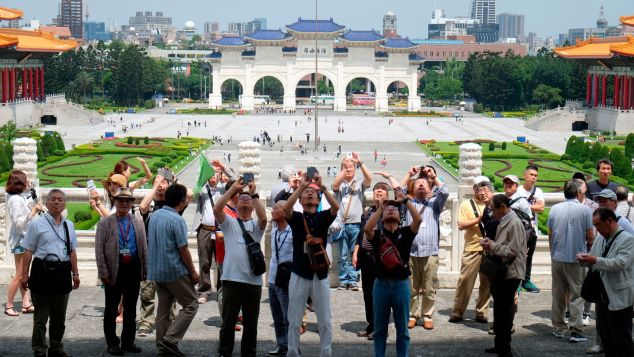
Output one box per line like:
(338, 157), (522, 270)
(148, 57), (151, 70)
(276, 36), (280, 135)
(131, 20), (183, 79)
(525, 107), (585, 131)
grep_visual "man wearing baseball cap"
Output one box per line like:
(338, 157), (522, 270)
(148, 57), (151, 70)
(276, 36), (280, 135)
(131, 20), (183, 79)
(595, 189), (634, 235)
(502, 175), (532, 218)
(449, 176), (492, 324)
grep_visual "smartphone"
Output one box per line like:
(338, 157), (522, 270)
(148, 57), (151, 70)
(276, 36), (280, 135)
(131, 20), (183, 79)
(242, 172), (254, 184)
(86, 179), (96, 190)
(158, 167), (175, 182)
(306, 166), (318, 179)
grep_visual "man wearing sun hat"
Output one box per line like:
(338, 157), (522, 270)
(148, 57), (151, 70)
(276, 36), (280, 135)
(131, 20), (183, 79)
(95, 187), (147, 355)
(449, 176), (492, 324)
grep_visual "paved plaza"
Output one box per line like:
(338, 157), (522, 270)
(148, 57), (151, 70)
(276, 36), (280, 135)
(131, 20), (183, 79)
(0, 285), (600, 357)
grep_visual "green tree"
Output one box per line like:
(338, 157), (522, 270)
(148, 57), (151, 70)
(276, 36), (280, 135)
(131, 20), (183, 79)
(610, 148), (632, 177)
(0, 147), (10, 172)
(112, 45), (144, 106)
(488, 142), (495, 151)
(53, 133), (65, 152)
(590, 142), (603, 163)
(41, 134), (56, 157)
(73, 71), (95, 102)
(625, 133), (634, 159)
(0, 122), (16, 143)
(317, 78), (334, 95)
(36, 141), (43, 161)
(532, 84), (563, 109)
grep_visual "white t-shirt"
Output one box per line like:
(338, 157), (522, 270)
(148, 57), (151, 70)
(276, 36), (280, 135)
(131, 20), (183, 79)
(516, 185), (544, 225)
(218, 215), (264, 286)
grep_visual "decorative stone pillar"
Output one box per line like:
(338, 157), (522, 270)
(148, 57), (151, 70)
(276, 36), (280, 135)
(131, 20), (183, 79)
(237, 141), (262, 182)
(457, 143), (482, 200)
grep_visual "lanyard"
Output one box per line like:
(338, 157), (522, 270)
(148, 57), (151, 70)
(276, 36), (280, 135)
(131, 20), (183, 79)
(44, 215), (65, 243)
(117, 215), (132, 247)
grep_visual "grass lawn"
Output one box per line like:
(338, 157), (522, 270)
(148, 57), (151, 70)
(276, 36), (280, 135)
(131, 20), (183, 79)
(418, 141), (587, 192)
(66, 202), (100, 230)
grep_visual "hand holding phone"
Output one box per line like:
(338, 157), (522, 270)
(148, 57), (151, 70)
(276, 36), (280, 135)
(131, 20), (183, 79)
(306, 166), (318, 179)
(242, 172), (254, 185)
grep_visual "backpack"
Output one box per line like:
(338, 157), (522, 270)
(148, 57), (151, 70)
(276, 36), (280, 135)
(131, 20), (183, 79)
(509, 197), (537, 245)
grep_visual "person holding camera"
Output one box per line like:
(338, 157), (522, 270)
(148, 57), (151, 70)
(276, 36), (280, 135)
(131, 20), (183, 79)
(21, 189), (79, 357)
(363, 188), (422, 357)
(284, 170), (339, 357)
(213, 176), (267, 357)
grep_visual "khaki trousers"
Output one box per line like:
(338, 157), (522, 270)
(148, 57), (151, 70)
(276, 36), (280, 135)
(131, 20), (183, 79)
(451, 250), (491, 319)
(156, 275), (199, 345)
(551, 261), (585, 334)
(409, 255), (439, 321)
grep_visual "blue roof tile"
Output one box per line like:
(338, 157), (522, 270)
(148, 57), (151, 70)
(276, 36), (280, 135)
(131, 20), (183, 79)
(341, 30), (384, 42)
(244, 30), (290, 41)
(286, 18), (345, 33)
(213, 37), (248, 46)
(383, 38), (418, 49)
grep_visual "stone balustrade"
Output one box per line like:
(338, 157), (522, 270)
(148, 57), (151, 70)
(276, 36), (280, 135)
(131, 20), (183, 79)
(0, 187), (565, 289)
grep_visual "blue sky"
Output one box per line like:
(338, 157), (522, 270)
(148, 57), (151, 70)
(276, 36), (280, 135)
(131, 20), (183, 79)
(6, 0), (631, 39)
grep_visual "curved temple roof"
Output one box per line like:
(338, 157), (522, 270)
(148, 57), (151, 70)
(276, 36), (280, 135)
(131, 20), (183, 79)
(621, 16), (634, 27)
(0, 28), (78, 52)
(340, 30), (384, 42)
(0, 6), (23, 20)
(554, 36), (633, 59)
(382, 38), (417, 49)
(0, 34), (18, 48)
(212, 36), (248, 47)
(286, 18), (345, 33)
(243, 30), (290, 42)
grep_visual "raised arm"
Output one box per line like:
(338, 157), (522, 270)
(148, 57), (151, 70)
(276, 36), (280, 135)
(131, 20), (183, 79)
(248, 181), (267, 230)
(130, 157), (153, 190)
(139, 174), (164, 215)
(351, 153), (372, 188)
(332, 162), (346, 192)
(397, 187), (422, 233)
(284, 175), (308, 220)
(364, 201), (383, 240)
(214, 180), (243, 225)
(375, 172), (401, 190)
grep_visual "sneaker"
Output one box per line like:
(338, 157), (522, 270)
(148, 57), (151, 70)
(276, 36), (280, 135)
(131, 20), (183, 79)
(552, 330), (565, 338)
(197, 296), (208, 304)
(569, 332), (587, 343)
(521, 280), (540, 293)
(137, 328), (150, 337)
(585, 345), (603, 354)
(337, 284), (346, 290)
(582, 314), (590, 326)
(350, 283), (359, 291)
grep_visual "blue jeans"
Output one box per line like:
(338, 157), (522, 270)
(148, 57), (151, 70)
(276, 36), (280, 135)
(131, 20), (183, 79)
(268, 283), (289, 352)
(373, 278), (411, 357)
(338, 223), (360, 285)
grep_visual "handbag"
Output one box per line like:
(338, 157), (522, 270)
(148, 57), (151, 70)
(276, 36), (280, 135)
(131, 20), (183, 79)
(28, 221), (73, 295)
(480, 253), (515, 282)
(302, 216), (330, 272)
(274, 228), (292, 290)
(581, 231), (623, 304)
(378, 232), (404, 274)
(237, 219), (266, 276)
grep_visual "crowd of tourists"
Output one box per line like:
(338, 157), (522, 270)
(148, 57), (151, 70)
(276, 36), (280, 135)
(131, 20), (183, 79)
(4, 152), (634, 357)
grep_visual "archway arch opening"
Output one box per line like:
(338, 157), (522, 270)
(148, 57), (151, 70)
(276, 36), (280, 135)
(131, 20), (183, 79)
(387, 80), (409, 107)
(221, 79), (243, 103)
(295, 73), (334, 108)
(345, 77), (376, 109)
(254, 76), (284, 105)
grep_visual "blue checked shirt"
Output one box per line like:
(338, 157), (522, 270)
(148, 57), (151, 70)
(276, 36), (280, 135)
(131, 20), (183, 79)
(147, 206), (189, 282)
(406, 185), (449, 257)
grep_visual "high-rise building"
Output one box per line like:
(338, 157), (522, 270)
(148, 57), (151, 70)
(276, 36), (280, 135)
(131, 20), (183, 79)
(497, 13), (524, 42)
(428, 9), (479, 39)
(128, 10), (173, 33)
(383, 11), (397, 38)
(470, 0), (496, 25)
(84, 21), (112, 42)
(204, 22), (220, 36)
(58, 0), (83, 39)
(227, 18), (268, 36)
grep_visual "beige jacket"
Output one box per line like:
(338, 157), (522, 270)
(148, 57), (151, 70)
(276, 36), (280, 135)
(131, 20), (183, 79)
(490, 210), (527, 280)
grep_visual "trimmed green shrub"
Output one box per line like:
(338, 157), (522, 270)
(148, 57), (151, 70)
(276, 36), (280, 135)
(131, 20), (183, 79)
(127, 137), (133, 144)
(488, 142), (495, 151)
(73, 210), (93, 222)
(144, 136), (149, 144)
(160, 157), (172, 164)
(501, 142), (507, 150)
(134, 139), (140, 146)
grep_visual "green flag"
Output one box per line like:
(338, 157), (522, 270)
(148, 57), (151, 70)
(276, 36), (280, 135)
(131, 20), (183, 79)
(195, 155), (215, 195)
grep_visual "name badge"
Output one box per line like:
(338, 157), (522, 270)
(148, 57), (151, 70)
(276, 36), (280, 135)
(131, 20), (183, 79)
(120, 248), (130, 255)
(120, 248), (132, 265)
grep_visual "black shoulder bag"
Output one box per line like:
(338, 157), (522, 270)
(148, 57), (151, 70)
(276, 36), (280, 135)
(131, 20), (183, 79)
(237, 219), (266, 276)
(274, 229), (292, 290)
(29, 221), (73, 295)
(581, 231), (623, 304)
(469, 199), (486, 237)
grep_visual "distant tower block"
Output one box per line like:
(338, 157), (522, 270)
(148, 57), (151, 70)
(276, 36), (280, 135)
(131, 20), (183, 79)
(238, 141), (262, 180)
(458, 143), (482, 186)
(383, 11), (397, 38)
(597, 5), (608, 29)
(12, 138), (39, 186)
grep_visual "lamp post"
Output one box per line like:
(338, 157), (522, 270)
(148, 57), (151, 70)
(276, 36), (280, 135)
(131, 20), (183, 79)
(314, 0), (319, 152)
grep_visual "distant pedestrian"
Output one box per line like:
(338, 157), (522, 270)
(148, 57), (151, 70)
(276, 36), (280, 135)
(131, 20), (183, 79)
(227, 154), (231, 163)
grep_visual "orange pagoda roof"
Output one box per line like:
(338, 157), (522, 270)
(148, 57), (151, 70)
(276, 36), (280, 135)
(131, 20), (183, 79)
(621, 16), (634, 27)
(0, 6), (23, 20)
(0, 28), (77, 52)
(554, 36), (634, 59)
(0, 33), (18, 48)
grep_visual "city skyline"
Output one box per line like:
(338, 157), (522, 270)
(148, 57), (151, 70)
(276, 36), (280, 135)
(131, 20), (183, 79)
(3, 0), (631, 39)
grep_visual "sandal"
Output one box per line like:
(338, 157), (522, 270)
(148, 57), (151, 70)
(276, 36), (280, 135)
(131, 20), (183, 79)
(4, 307), (19, 316)
(21, 305), (35, 314)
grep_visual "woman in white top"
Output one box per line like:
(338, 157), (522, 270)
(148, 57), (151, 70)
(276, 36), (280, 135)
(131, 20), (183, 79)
(4, 170), (43, 316)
